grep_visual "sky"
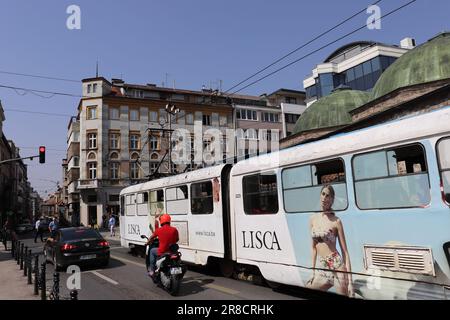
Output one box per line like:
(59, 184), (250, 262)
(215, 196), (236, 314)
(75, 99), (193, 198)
(0, 0), (448, 198)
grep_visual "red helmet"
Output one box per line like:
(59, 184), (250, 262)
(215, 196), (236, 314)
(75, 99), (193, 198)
(159, 214), (171, 225)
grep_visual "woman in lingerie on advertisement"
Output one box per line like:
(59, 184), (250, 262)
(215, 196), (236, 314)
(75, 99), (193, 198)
(306, 185), (354, 297)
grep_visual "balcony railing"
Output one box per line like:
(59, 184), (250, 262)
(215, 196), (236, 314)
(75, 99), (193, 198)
(77, 179), (98, 189)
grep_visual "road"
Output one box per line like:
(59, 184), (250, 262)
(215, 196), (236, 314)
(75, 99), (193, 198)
(15, 232), (321, 300)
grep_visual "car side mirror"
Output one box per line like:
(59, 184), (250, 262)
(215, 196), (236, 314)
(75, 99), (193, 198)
(140, 235), (146, 239)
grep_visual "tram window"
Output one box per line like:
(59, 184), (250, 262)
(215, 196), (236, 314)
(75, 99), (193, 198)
(282, 159), (347, 213)
(352, 144), (430, 209)
(191, 181), (213, 215)
(243, 172), (278, 215)
(149, 189), (164, 216)
(437, 137), (450, 204)
(137, 193), (148, 204)
(166, 185), (188, 201)
(120, 196), (125, 216)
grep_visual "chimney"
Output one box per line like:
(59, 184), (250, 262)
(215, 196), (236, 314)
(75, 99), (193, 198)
(400, 37), (416, 49)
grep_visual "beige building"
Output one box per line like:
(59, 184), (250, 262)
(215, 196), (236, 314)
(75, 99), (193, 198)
(73, 77), (233, 227)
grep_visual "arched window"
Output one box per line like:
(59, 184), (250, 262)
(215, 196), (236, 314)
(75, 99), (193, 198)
(87, 152), (96, 160)
(110, 152), (119, 160)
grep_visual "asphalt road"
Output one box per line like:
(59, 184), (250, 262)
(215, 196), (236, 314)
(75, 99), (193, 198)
(16, 231), (334, 300)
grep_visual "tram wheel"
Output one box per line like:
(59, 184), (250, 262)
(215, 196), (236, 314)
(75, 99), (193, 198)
(219, 259), (235, 278)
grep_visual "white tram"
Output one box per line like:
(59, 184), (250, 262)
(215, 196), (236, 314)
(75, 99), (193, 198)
(121, 107), (450, 299)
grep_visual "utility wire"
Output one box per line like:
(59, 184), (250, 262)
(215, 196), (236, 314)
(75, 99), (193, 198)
(4, 108), (74, 118)
(0, 70), (79, 83)
(224, 0), (382, 94)
(228, 0), (417, 95)
(0, 84), (82, 98)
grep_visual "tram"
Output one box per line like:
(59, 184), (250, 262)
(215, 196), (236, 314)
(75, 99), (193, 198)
(120, 106), (450, 299)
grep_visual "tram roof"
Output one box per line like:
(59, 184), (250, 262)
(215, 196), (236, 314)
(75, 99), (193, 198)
(120, 163), (228, 195)
(231, 106), (450, 176)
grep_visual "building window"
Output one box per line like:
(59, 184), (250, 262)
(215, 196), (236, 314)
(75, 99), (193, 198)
(109, 194), (120, 202)
(93, 83), (98, 93)
(130, 134), (140, 150)
(87, 106), (97, 120)
(177, 110), (185, 125)
(352, 144), (430, 209)
(262, 112), (279, 123)
(150, 135), (159, 150)
(134, 90), (144, 98)
(110, 133), (120, 149)
(236, 109), (257, 121)
(88, 133), (97, 149)
(202, 114), (211, 126)
(109, 107), (120, 120)
(285, 97), (297, 104)
(245, 129), (258, 140)
(242, 172), (278, 214)
(130, 162), (139, 179)
(285, 114), (300, 124)
(149, 111), (158, 122)
(186, 113), (194, 125)
(150, 162), (158, 174)
(219, 115), (227, 127)
(110, 162), (119, 180)
(88, 162), (97, 179)
(129, 109), (140, 121)
(87, 84), (92, 93)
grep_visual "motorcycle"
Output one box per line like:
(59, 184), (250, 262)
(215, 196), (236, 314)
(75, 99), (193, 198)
(140, 235), (186, 296)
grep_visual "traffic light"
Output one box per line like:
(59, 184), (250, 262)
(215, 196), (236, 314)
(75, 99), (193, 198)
(39, 146), (46, 164)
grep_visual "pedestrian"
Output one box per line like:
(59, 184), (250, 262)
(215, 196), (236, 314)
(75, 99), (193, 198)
(48, 216), (59, 240)
(34, 218), (44, 243)
(108, 214), (116, 237)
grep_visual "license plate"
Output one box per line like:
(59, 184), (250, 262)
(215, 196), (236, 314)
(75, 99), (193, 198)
(80, 254), (96, 260)
(170, 267), (182, 275)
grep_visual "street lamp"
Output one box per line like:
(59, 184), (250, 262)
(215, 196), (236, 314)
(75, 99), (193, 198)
(165, 103), (180, 174)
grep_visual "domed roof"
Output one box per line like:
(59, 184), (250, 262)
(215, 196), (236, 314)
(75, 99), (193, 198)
(293, 88), (370, 134)
(371, 32), (450, 100)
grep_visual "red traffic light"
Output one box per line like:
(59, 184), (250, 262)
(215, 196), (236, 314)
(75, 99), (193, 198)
(39, 146), (46, 164)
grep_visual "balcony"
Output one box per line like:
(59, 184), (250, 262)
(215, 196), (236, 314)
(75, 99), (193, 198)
(68, 181), (79, 194)
(77, 179), (98, 189)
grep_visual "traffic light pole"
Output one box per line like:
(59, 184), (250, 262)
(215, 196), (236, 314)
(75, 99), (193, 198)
(0, 155), (40, 165)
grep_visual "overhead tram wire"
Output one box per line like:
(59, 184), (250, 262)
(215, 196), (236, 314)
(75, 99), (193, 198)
(3, 108), (74, 118)
(228, 0), (417, 95)
(0, 70), (79, 83)
(223, 0), (383, 94)
(0, 84), (83, 98)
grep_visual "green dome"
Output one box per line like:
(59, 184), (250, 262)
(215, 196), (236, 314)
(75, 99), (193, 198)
(371, 32), (450, 99)
(293, 88), (370, 134)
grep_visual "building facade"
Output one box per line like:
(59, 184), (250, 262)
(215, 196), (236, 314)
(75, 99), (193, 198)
(74, 77), (234, 227)
(303, 38), (415, 106)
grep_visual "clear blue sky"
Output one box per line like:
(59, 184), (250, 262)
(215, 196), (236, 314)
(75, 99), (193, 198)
(0, 0), (448, 197)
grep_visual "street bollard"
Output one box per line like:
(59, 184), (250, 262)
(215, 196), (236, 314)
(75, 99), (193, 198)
(70, 290), (78, 300)
(27, 251), (32, 285)
(16, 241), (20, 264)
(11, 239), (15, 258)
(24, 246), (28, 276)
(40, 262), (46, 300)
(20, 243), (24, 270)
(34, 255), (39, 295)
(51, 272), (60, 300)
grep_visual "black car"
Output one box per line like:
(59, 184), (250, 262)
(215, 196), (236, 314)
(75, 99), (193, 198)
(44, 227), (110, 271)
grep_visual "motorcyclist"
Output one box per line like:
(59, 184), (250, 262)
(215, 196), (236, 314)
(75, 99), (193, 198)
(146, 214), (179, 277)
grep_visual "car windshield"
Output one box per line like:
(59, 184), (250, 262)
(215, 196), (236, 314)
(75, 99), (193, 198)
(61, 229), (102, 241)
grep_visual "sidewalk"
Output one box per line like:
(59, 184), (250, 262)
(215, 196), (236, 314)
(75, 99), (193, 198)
(99, 230), (121, 243)
(0, 248), (39, 300)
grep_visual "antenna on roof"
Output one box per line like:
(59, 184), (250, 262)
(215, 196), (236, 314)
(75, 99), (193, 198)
(96, 60), (99, 77)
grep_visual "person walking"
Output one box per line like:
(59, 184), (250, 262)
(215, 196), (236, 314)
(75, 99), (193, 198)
(108, 214), (116, 237)
(34, 218), (44, 243)
(48, 217), (59, 240)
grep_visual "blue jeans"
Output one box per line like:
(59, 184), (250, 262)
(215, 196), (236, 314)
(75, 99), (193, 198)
(149, 247), (159, 272)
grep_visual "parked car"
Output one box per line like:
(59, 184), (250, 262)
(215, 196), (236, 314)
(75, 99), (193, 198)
(15, 224), (34, 234)
(43, 227), (110, 271)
